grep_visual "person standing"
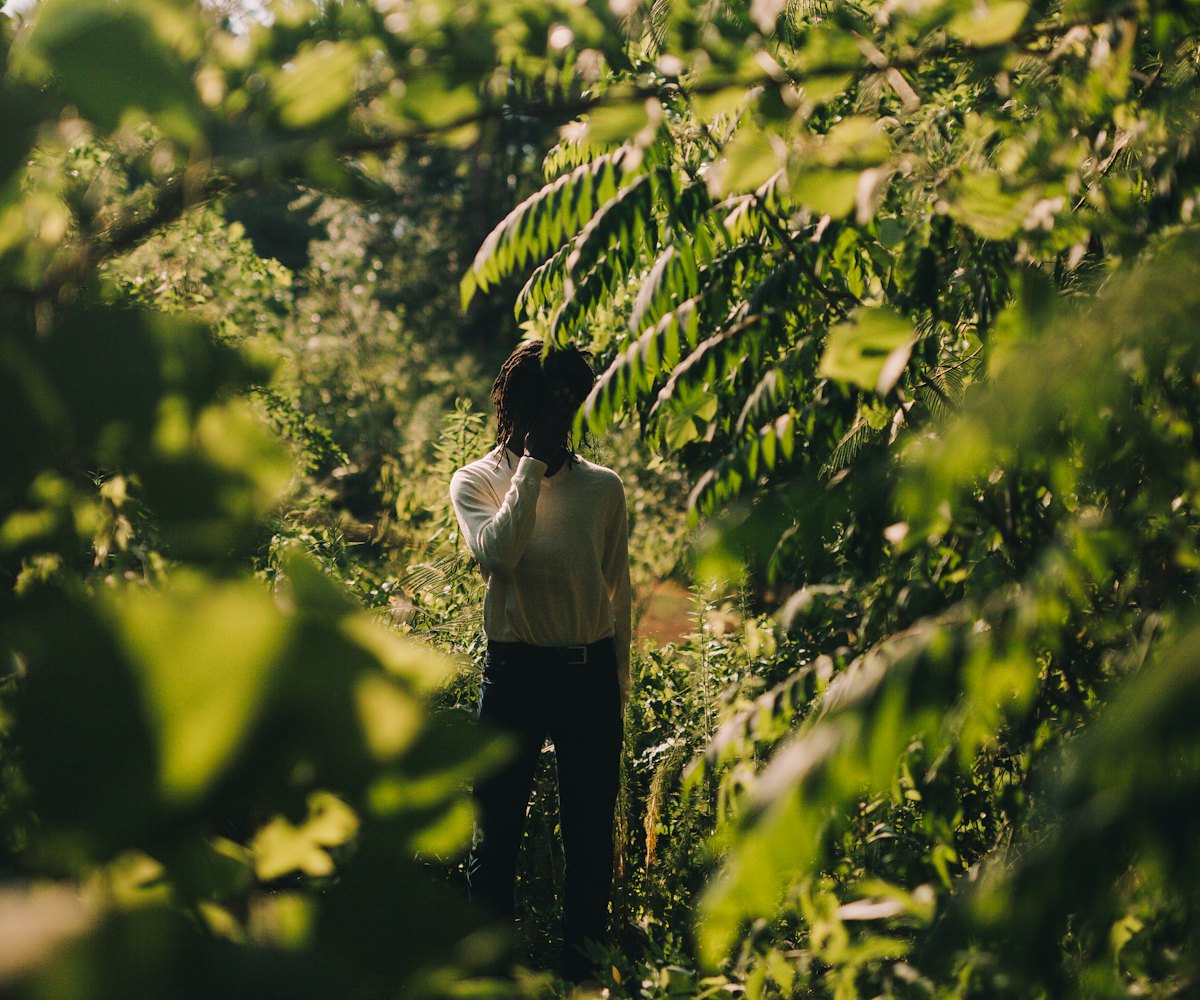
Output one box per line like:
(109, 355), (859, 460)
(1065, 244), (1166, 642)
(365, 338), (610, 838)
(448, 339), (632, 984)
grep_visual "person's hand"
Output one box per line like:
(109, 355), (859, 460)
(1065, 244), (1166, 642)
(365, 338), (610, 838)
(523, 388), (578, 462)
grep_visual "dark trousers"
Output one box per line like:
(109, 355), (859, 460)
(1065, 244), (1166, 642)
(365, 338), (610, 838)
(468, 635), (624, 981)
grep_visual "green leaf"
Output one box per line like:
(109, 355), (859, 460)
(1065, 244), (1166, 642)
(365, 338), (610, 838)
(17, 0), (199, 140)
(355, 673), (424, 761)
(820, 116), (890, 167)
(948, 0), (1029, 46)
(586, 99), (654, 146)
(660, 382), (719, 451)
(464, 149), (641, 303)
(789, 168), (860, 218)
(819, 307), (916, 394)
(691, 86), (751, 122)
(401, 77), (480, 129)
(272, 40), (360, 128)
(698, 730), (840, 964)
(141, 399), (295, 560)
(408, 797), (475, 856)
(251, 792), (359, 881)
(801, 73), (855, 106)
(109, 574), (287, 804)
(340, 614), (457, 692)
(710, 128), (782, 198)
(947, 171), (1040, 240)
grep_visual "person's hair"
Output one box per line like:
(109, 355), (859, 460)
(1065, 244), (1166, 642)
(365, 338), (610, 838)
(491, 339), (596, 470)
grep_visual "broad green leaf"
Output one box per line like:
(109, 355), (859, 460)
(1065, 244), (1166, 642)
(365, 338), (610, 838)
(13, 594), (161, 859)
(710, 128), (782, 198)
(948, 0), (1029, 46)
(819, 307), (916, 393)
(699, 727), (843, 964)
(790, 168), (860, 218)
(251, 792), (359, 881)
(408, 798), (475, 856)
(691, 86), (751, 122)
(401, 77), (480, 129)
(820, 116), (890, 167)
(801, 73), (854, 106)
(760, 425), (777, 468)
(142, 399), (294, 560)
(355, 673), (423, 760)
(660, 383), (719, 451)
(790, 23), (863, 75)
(586, 100), (653, 146)
(17, 0), (199, 140)
(109, 575), (287, 804)
(272, 40), (360, 128)
(947, 171), (1040, 239)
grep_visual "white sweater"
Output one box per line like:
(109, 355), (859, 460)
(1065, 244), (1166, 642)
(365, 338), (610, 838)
(449, 444), (632, 701)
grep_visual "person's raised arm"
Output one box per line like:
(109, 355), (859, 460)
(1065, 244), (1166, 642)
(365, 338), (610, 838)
(449, 455), (548, 575)
(602, 476), (633, 716)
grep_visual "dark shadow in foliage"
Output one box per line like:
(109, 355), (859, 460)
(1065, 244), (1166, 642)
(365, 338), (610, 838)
(921, 620), (1200, 993)
(11, 589), (161, 870)
(222, 185), (325, 275)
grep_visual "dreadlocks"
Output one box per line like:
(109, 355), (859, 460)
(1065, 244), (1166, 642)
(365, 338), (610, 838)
(491, 339), (596, 470)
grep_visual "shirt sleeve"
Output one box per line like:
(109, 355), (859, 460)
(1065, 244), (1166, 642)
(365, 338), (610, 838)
(602, 475), (633, 712)
(449, 455), (548, 575)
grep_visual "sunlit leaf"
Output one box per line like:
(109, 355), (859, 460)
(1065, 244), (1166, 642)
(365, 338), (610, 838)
(108, 575), (287, 804)
(272, 40), (360, 128)
(819, 307), (916, 393)
(660, 382), (718, 451)
(947, 171), (1040, 239)
(586, 100), (654, 146)
(252, 792), (359, 881)
(355, 673), (423, 760)
(408, 797), (475, 856)
(948, 0), (1029, 46)
(710, 128), (782, 198)
(340, 614), (457, 692)
(820, 116), (890, 167)
(789, 168), (860, 218)
(691, 86), (752, 122)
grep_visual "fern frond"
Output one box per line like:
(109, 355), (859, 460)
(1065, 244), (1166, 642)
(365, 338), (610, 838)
(515, 242), (573, 317)
(629, 220), (730, 333)
(580, 296), (701, 436)
(567, 173), (655, 276)
(651, 314), (765, 420)
(685, 410), (798, 519)
(734, 342), (810, 434)
(462, 147), (643, 306)
(543, 124), (611, 180)
(820, 414), (877, 478)
(397, 560), (451, 595)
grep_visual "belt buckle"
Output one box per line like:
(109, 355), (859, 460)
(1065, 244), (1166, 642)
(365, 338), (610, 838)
(565, 645), (587, 665)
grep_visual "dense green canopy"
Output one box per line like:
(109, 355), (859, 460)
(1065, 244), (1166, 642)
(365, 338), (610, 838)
(1, 0), (1199, 996)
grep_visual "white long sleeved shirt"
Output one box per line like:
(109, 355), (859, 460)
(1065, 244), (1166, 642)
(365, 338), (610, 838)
(449, 444), (632, 704)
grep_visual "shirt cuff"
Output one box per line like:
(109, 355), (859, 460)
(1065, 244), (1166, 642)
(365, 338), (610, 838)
(515, 455), (548, 478)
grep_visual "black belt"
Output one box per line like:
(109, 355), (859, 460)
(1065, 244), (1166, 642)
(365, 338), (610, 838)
(486, 635), (613, 666)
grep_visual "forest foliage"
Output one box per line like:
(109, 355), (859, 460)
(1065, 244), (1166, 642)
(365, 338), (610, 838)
(1, 0), (1199, 997)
